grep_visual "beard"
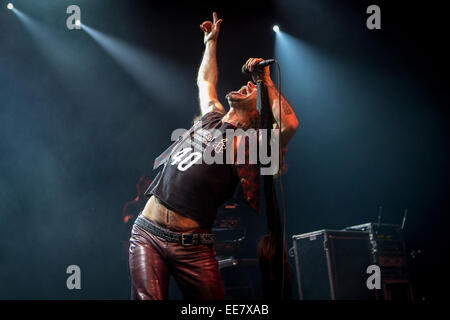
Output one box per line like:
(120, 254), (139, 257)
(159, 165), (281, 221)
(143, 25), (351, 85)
(226, 88), (257, 111)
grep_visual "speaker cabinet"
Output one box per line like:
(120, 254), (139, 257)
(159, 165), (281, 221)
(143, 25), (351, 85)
(292, 229), (376, 300)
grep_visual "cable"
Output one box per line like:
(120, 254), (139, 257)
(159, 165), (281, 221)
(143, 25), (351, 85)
(274, 60), (289, 299)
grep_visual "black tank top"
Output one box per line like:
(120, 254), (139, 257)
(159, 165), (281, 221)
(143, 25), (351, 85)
(146, 111), (238, 228)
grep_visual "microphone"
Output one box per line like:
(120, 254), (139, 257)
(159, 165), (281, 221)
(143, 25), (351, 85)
(241, 59), (275, 74)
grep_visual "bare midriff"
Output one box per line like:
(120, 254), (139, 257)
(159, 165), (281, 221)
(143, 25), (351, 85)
(142, 195), (200, 230)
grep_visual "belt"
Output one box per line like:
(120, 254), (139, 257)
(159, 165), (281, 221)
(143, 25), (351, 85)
(134, 215), (216, 246)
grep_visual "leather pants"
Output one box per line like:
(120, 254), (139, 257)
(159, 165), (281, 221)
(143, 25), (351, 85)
(128, 216), (225, 300)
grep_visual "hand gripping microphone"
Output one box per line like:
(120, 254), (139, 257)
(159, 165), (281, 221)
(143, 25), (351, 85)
(241, 59), (275, 74)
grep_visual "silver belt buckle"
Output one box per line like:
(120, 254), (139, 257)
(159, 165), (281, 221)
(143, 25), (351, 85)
(181, 233), (194, 246)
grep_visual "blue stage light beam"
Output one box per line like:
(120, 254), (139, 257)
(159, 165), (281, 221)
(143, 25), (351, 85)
(81, 23), (191, 109)
(274, 30), (343, 110)
(274, 29), (389, 146)
(275, 30), (315, 109)
(10, 7), (83, 82)
(274, 29), (358, 147)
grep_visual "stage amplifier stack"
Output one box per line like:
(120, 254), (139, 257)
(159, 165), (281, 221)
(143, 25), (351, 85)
(292, 229), (375, 300)
(212, 199), (264, 299)
(345, 223), (413, 300)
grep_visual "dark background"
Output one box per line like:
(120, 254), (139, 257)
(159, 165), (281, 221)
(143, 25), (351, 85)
(0, 0), (448, 299)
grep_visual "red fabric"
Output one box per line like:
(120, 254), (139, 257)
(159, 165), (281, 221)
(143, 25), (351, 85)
(235, 163), (260, 213)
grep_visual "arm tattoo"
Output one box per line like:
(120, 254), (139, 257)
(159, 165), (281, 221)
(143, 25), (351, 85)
(274, 91), (293, 115)
(281, 101), (293, 115)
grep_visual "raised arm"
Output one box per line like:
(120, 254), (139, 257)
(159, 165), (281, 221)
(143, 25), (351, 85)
(244, 58), (299, 147)
(197, 12), (225, 115)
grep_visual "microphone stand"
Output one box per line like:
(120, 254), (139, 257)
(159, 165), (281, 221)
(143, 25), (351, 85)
(254, 71), (292, 300)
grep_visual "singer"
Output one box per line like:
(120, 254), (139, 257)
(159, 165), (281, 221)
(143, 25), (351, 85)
(128, 12), (299, 300)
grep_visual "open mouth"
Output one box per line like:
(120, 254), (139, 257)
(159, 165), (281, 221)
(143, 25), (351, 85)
(226, 82), (256, 100)
(239, 86), (248, 95)
(239, 82), (256, 95)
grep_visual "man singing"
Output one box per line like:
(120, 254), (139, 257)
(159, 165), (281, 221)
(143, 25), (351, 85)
(128, 12), (299, 300)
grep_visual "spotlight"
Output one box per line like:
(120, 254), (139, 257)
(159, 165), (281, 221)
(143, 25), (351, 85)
(273, 25), (280, 33)
(75, 20), (81, 26)
(7, 3), (13, 10)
